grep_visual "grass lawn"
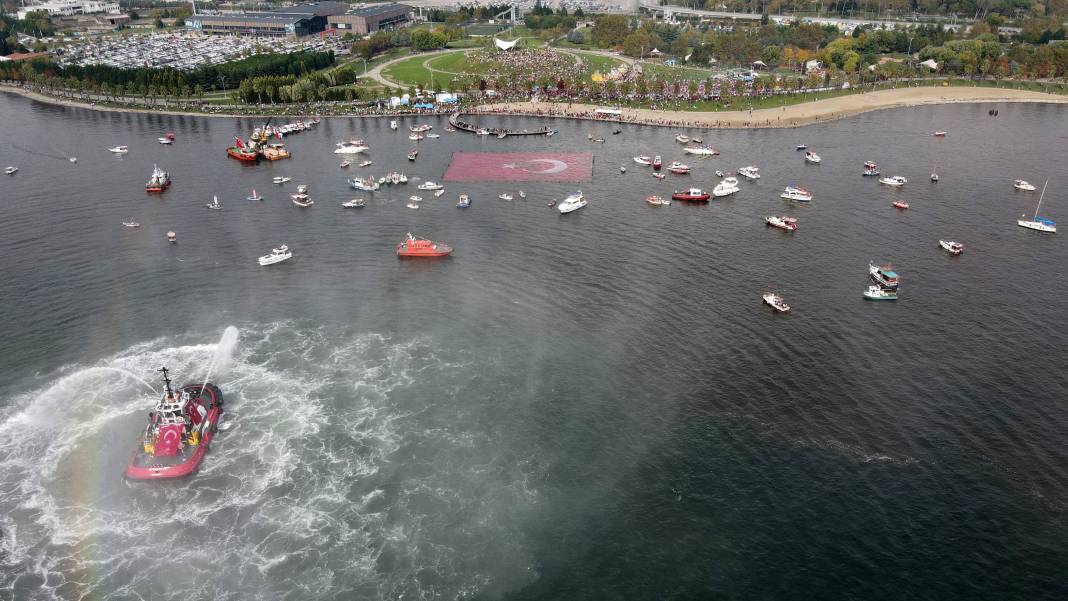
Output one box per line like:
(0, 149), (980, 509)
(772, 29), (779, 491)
(464, 22), (506, 36)
(639, 61), (717, 81)
(427, 51), (477, 75)
(566, 51), (624, 78)
(382, 50), (470, 88)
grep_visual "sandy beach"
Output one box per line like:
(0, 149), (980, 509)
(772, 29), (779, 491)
(3, 83), (1065, 128)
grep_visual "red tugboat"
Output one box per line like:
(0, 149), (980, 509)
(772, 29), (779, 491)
(671, 187), (710, 202)
(145, 164), (170, 192)
(396, 232), (452, 258)
(126, 367), (223, 480)
(226, 136), (259, 161)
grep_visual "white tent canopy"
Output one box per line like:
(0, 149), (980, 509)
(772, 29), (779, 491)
(493, 37), (518, 51)
(919, 59), (939, 70)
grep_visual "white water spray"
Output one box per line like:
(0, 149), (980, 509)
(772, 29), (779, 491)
(199, 326), (240, 390)
(86, 367), (159, 395)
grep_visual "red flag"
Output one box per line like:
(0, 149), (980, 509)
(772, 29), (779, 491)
(154, 424), (183, 456)
(444, 152), (592, 182)
(234, 136), (244, 149)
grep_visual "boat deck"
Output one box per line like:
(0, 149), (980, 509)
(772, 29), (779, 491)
(448, 113), (554, 137)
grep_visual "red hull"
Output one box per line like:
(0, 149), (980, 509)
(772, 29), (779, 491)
(227, 147), (259, 161)
(126, 384), (223, 480)
(672, 193), (710, 202)
(146, 181), (171, 193)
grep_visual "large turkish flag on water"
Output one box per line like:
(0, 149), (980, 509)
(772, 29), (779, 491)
(444, 152), (593, 182)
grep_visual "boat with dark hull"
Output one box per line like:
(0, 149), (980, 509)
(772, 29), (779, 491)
(125, 367), (223, 480)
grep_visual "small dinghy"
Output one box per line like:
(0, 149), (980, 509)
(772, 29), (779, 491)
(247, 189), (262, 201)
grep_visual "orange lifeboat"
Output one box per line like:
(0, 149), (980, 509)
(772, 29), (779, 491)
(396, 232), (452, 258)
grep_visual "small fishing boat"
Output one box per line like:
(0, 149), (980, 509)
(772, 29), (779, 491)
(122, 221), (141, 228)
(342, 199), (366, 208)
(667, 162), (690, 175)
(456, 194), (470, 208)
(108, 145), (129, 154)
(247, 189), (263, 201)
(4, 166), (17, 175)
(633, 156), (653, 165)
(763, 292), (791, 312)
(145, 164), (171, 192)
(672, 187), (710, 202)
(498, 193), (513, 201)
(273, 176), (291, 184)
(879, 175), (908, 187)
(869, 263), (900, 289)
(291, 186), (313, 207)
(939, 240), (964, 255)
(258, 245), (292, 266)
(737, 166), (760, 180)
(892, 200), (910, 210)
(804, 151), (821, 164)
(397, 232), (451, 257)
(1014, 179), (1036, 191)
(863, 285), (898, 301)
(766, 216), (798, 231)
(780, 186), (812, 202)
(930, 172), (939, 182)
(206, 195), (222, 210)
(863, 161), (880, 177)
(1017, 180), (1056, 233)
(558, 191), (587, 214)
(646, 195), (670, 206)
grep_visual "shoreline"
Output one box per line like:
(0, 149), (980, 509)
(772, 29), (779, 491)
(3, 84), (1066, 128)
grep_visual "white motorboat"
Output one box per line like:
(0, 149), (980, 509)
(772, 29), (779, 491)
(653, 173), (666, 180)
(410, 124), (432, 133)
(675, 134), (690, 144)
(122, 221), (140, 228)
(406, 202), (419, 209)
(683, 145), (718, 156)
(359, 160), (373, 167)
(620, 166), (627, 173)
(633, 156), (653, 165)
(667, 162), (690, 174)
(409, 195), (422, 202)
(334, 140), (369, 154)
(4, 166), (17, 175)
(737, 166), (760, 180)
(167, 231), (177, 243)
(108, 145), (129, 154)
(931, 172), (939, 182)
(390, 120), (398, 130)
(477, 128), (491, 136)
(880, 175), (908, 187)
(296, 184), (308, 194)
(646, 195), (670, 206)
(426, 134), (441, 139)
(434, 189), (445, 197)
(1014, 179), (1036, 191)
(273, 176), (291, 184)
(1017, 180), (1056, 233)
(158, 137), (173, 145)
(206, 195), (222, 210)
(498, 193), (514, 201)
(291, 194), (314, 207)
(780, 186), (813, 202)
(766, 216), (798, 231)
(258, 245), (292, 266)
(763, 292), (790, 312)
(863, 285), (897, 301)
(342, 198), (366, 208)
(558, 191), (587, 214)
(444, 127), (456, 133)
(417, 181), (443, 191)
(796, 144), (808, 150)
(715, 170), (725, 178)
(339, 160), (351, 168)
(939, 240), (964, 255)
(409, 133), (424, 141)
(804, 151), (821, 164)
(519, 191), (526, 199)
(349, 177), (380, 192)
(456, 194), (470, 208)
(713, 177), (740, 197)
(69, 157), (77, 163)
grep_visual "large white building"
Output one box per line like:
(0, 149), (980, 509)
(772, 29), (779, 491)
(16, 0), (121, 19)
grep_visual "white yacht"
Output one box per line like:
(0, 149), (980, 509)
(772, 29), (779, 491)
(1017, 180), (1056, 233)
(410, 124), (432, 133)
(206, 195), (222, 210)
(342, 198), (366, 208)
(558, 191), (587, 214)
(334, 140), (369, 154)
(763, 292), (791, 312)
(633, 156), (653, 165)
(273, 176), (291, 184)
(1014, 179), (1036, 191)
(683, 145), (718, 156)
(108, 145), (129, 154)
(713, 177), (740, 197)
(766, 216), (798, 231)
(349, 177), (380, 192)
(879, 175), (908, 187)
(804, 151), (821, 164)
(780, 186), (813, 202)
(666, 162), (690, 174)
(939, 240), (964, 255)
(498, 193), (514, 201)
(737, 166), (760, 180)
(406, 202), (420, 209)
(417, 181), (444, 191)
(258, 245), (293, 266)
(4, 166), (17, 175)
(158, 137), (173, 145)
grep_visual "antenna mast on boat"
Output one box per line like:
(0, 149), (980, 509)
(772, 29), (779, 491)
(1034, 179), (1048, 219)
(158, 366), (174, 398)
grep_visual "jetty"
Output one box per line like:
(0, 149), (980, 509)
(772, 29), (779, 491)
(449, 113), (555, 137)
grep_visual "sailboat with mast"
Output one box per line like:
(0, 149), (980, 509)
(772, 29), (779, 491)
(1017, 180), (1056, 233)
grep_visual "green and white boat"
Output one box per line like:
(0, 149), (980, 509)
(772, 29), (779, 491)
(863, 285), (897, 301)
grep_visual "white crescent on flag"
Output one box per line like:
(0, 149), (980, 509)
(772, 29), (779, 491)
(522, 159), (568, 174)
(162, 429), (179, 444)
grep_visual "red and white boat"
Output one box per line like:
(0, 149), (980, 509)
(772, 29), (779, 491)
(646, 195), (670, 206)
(125, 367), (223, 480)
(667, 162), (690, 174)
(145, 164), (170, 192)
(652, 156), (662, 171)
(892, 200), (910, 210)
(671, 187), (710, 202)
(933, 131), (947, 137)
(633, 156), (653, 165)
(939, 240), (964, 255)
(396, 232), (452, 258)
(226, 137), (258, 161)
(766, 216), (798, 231)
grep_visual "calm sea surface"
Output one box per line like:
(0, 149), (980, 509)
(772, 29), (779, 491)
(1, 92), (1067, 601)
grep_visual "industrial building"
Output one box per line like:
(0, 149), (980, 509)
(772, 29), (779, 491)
(187, 2), (348, 38)
(327, 4), (411, 35)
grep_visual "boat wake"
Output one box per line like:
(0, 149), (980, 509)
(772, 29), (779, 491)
(0, 322), (539, 600)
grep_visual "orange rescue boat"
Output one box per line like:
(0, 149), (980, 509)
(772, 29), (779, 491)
(397, 232), (452, 258)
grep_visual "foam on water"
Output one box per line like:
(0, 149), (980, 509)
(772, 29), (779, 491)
(0, 322), (540, 601)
